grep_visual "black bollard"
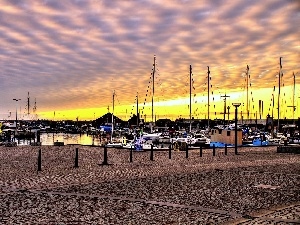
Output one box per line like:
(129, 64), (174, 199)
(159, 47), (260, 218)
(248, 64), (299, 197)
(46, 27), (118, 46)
(213, 144), (216, 156)
(200, 146), (203, 157)
(130, 145), (133, 163)
(169, 144), (172, 159)
(37, 148), (42, 171)
(150, 144), (154, 161)
(185, 144), (189, 158)
(74, 148), (79, 168)
(102, 146), (108, 165)
(225, 144), (227, 155)
(37, 130), (41, 143)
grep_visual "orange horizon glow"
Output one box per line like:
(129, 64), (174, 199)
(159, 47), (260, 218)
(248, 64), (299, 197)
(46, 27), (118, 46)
(37, 84), (300, 121)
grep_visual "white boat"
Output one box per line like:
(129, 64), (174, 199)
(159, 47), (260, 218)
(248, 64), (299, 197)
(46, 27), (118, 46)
(170, 133), (210, 148)
(106, 142), (123, 148)
(122, 140), (135, 149)
(193, 133), (211, 146)
(122, 135), (159, 150)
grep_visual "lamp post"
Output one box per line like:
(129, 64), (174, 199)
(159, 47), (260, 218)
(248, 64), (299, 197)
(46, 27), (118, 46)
(227, 106), (230, 125)
(232, 103), (241, 155)
(13, 98), (21, 133)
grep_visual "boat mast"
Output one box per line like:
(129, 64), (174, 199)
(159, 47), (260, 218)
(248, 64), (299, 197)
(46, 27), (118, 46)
(136, 92), (139, 127)
(207, 66), (210, 129)
(27, 92), (30, 118)
(246, 65), (249, 120)
(272, 86), (275, 118)
(33, 98), (37, 121)
(278, 57), (282, 131)
(288, 72), (296, 123)
(293, 72), (295, 123)
(111, 90), (115, 142)
(152, 55), (156, 125)
(189, 65), (192, 133)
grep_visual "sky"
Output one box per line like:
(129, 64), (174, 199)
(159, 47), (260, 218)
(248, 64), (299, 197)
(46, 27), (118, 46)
(0, 0), (299, 121)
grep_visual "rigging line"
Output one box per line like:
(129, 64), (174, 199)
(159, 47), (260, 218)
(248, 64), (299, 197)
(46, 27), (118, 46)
(114, 92), (121, 106)
(129, 95), (138, 116)
(140, 74), (153, 116)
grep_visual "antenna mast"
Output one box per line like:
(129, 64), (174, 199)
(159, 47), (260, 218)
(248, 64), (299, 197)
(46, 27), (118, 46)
(221, 93), (230, 128)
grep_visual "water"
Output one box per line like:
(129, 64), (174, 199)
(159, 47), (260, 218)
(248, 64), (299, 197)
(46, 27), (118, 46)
(17, 133), (103, 146)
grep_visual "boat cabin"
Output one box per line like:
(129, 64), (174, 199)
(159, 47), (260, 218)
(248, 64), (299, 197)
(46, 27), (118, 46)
(210, 127), (242, 146)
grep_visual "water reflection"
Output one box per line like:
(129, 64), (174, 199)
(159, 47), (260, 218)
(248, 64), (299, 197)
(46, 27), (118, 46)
(17, 133), (102, 146)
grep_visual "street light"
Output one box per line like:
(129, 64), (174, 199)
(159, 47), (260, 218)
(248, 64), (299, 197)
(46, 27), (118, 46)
(232, 103), (241, 155)
(227, 106), (230, 124)
(13, 98), (21, 132)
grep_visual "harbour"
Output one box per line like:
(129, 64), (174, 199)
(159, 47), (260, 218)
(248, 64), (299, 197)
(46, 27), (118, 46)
(0, 1), (299, 223)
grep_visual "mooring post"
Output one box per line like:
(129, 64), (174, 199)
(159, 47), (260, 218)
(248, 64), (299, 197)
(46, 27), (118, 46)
(74, 147), (79, 168)
(102, 146), (108, 165)
(225, 144), (227, 155)
(185, 144), (189, 158)
(150, 144), (154, 161)
(37, 130), (41, 143)
(130, 145), (133, 163)
(213, 144), (216, 156)
(169, 144), (172, 159)
(200, 146), (203, 157)
(37, 148), (42, 171)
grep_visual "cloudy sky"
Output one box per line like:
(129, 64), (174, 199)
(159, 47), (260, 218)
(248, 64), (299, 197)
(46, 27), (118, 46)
(0, 0), (299, 121)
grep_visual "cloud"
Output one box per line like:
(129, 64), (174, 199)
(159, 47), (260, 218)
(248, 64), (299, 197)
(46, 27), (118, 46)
(0, 0), (299, 119)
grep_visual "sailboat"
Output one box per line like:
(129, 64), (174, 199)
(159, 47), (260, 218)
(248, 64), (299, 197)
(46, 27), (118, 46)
(106, 90), (123, 148)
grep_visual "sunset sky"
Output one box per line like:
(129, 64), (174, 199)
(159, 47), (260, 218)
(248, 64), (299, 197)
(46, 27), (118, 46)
(0, 0), (299, 121)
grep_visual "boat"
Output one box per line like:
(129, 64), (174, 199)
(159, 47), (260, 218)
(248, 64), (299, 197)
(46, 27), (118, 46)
(122, 140), (153, 151)
(105, 90), (125, 148)
(106, 141), (123, 148)
(192, 133), (211, 147)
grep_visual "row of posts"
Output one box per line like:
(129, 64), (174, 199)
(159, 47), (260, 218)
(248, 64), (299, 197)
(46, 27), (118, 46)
(37, 144), (234, 171)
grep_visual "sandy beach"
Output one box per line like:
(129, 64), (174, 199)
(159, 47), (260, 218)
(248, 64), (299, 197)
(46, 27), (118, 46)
(0, 145), (299, 224)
